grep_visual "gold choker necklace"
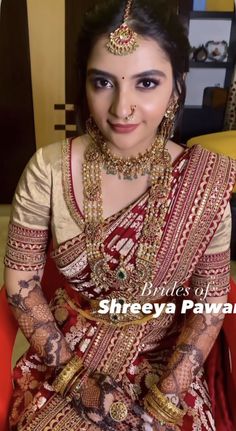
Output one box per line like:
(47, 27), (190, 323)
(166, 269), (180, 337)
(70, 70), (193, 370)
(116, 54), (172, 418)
(86, 117), (163, 180)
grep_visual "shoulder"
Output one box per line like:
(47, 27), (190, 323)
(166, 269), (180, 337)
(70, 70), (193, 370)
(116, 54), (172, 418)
(186, 143), (236, 196)
(166, 140), (185, 165)
(38, 140), (65, 168)
(29, 139), (79, 173)
(188, 142), (236, 170)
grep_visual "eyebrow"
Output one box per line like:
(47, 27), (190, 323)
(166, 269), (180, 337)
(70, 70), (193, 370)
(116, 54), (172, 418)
(87, 68), (167, 80)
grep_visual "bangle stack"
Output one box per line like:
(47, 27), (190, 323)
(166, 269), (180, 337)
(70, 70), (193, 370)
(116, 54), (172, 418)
(144, 385), (185, 427)
(52, 355), (84, 396)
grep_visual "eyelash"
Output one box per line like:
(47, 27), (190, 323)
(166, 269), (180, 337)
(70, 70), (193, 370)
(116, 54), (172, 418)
(92, 78), (160, 90)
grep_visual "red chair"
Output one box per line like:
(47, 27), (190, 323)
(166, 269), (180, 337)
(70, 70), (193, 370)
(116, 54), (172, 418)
(0, 287), (18, 431)
(0, 276), (236, 431)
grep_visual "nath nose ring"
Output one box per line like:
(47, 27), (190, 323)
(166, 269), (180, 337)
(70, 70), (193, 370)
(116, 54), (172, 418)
(124, 105), (136, 121)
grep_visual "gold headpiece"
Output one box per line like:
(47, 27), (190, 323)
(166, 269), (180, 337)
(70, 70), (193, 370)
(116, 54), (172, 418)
(106, 0), (139, 56)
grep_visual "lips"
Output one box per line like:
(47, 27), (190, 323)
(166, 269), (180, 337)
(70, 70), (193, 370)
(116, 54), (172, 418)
(108, 122), (139, 133)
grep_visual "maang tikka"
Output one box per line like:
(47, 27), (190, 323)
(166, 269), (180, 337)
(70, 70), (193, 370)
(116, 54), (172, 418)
(106, 0), (139, 55)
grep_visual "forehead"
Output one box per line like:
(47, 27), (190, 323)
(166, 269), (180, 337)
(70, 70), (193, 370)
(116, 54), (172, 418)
(87, 35), (172, 76)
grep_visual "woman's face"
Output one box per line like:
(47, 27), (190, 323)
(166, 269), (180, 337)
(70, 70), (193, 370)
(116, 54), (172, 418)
(86, 34), (174, 155)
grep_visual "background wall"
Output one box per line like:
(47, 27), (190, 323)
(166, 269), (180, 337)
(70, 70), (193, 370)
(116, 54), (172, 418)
(27, 0), (66, 149)
(0, 0), (36, 203)
(0, 0), (66, 203)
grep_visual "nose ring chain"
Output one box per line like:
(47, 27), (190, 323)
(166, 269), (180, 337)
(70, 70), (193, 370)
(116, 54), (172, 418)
(124, 105), (136, 121)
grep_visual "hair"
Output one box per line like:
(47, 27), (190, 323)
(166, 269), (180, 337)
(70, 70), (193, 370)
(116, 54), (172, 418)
(75, 0), (190, 133)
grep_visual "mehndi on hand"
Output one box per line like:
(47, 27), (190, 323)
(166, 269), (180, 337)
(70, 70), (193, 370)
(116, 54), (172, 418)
(72, 372), (154, 431)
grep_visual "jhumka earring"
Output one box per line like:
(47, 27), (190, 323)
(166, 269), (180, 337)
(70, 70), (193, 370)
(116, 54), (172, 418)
(106, 0), (139, 56)
(159, 99), (179, 143)
(124, 105), (136, 121)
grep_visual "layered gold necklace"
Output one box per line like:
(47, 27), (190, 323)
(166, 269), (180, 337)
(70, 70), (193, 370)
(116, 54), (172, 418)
(83, 133), (172, 306)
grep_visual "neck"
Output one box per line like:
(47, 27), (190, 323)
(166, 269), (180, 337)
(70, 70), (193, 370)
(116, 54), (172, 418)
(106, 134), (157, 158)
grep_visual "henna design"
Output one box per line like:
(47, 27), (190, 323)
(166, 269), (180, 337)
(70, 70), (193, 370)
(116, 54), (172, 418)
(73, 373), (152, 431)
(7, 274), (72, 367)
(158, 304), (225, 400)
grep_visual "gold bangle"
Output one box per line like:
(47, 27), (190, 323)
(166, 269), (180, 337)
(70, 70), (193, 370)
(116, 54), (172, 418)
(144, 401), (164, 423)
(144, 393), (184, 426)
(150, 385), (185, 418)
(64, 368), (85, 396)
(52, 355), (83, 396)
(145, 397), (173, 423)
(145, 399), (181, 427)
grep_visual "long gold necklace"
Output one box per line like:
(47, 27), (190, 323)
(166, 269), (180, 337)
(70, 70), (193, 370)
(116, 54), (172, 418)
(83, 136), (172, 307)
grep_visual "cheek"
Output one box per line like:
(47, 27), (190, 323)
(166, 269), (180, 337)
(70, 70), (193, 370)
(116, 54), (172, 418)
(141, 98), (168, 120)
(142, 87), (173, 119)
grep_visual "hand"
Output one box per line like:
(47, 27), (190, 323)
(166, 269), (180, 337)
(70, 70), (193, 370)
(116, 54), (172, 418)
(72, 372), (155, 430)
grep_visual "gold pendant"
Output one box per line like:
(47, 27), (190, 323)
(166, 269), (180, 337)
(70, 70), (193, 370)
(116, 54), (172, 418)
(106, 23), (139, 56)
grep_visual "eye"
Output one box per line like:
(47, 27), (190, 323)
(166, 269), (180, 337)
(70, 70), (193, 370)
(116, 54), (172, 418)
(93, 78), (113, 89)
(137, 79), (160, 89)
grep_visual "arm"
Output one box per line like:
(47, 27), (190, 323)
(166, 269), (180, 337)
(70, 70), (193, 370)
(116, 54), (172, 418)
(144, 204), (232, 429)
(158, 204), (231, 401)
(4, 148), (73, 367)
(5, 267), (72, 367)
(157, 296), (226, 401)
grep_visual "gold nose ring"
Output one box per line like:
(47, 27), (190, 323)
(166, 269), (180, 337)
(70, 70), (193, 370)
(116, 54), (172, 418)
(124, 105), (136, 121)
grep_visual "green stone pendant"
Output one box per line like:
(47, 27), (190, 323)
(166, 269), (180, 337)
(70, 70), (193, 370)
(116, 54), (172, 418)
(116, 267), (127, 282)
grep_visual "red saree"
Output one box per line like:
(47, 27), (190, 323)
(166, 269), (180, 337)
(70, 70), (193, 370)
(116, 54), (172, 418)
(4, 141), (236, 430)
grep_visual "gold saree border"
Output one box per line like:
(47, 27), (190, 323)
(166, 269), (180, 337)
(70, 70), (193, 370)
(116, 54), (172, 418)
(19, 393), (88, 431)
(61, 139), (84, 231)
(153, 146), (236, 287)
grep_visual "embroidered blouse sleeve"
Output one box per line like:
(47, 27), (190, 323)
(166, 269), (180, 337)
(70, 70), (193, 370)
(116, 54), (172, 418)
(4, 147), (51, 270)
(4, 147), (73, 367)
(156, 204), (231, 404)
(191, 202), (231, 297)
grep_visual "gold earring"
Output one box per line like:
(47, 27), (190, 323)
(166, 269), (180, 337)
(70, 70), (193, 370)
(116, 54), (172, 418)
(159, 100), (179, 143)
(86, 116), (103, 146)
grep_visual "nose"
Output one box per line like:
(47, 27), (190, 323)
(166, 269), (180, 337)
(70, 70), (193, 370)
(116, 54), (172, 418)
(109, 88), (134, 120)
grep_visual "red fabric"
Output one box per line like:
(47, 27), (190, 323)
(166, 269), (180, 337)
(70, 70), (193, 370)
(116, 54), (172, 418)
(0, 287), (18, 431)
(224, 279), (236, 390)
(204, 278), (236, 431)
(223, 279), (236, 427)
(0, 272), (236, 430)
